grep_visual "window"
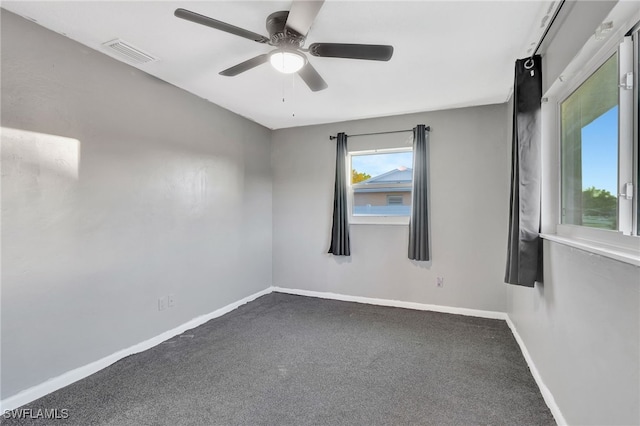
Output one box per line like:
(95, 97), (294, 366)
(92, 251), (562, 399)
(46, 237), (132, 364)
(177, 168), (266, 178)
(387, 195), (404, 205)
(559, 33), (637, 237)
(561, 53), (619, 230)
(636, 29), (640, 232)
(348, 148), (413, 224)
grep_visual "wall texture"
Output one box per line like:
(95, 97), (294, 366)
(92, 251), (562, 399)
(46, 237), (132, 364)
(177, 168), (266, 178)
(507, 242), (639, 425)
(541, 1), (616, 94)
(507, 2), (640, 425)
(3, 3), (637, 424)
(272, 104), (510, 312)
(1, 10), (272, 399)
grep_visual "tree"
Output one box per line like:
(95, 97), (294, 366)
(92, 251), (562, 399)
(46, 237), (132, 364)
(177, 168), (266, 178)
(582, 186), (616, 217)
(352, 169), (371, 184)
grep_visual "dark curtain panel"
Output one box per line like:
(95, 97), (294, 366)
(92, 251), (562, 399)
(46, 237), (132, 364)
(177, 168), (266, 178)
(408, 124), (430, 261)
(328, 132), (351, 256)
(505, 55), (543, 287)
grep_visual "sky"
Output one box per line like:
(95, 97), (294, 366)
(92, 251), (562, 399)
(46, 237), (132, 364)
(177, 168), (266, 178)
(581, 106), (618, 195)
(352, 107), (618, 193)
(351, 151), (413, 179)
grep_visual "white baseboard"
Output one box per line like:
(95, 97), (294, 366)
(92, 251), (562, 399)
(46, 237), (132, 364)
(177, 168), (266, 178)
(274, 287), (564, 425)
(0, 287), (272, 413)
(272, 286), (508, 320)
(505, 316), (566, 426)
(2, 285), (564, 426)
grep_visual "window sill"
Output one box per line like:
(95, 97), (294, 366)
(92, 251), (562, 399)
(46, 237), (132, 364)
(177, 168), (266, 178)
(540, 233), (640, 267)
(350, 222), (409, 226)
(349, 214), (410, 226)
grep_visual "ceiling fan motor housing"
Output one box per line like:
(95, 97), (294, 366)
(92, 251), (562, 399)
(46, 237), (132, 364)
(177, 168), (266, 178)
(267, 11), (305, 49)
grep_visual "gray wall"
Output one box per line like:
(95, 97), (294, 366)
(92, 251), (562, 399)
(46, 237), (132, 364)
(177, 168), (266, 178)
(507, 242), (639, 425)
(4, 3), (637, 424)
(540, 1), (616, 94)
(507, 1), (640, 425)
(1, 10), (272, 399)
(272, 104), (510, 312)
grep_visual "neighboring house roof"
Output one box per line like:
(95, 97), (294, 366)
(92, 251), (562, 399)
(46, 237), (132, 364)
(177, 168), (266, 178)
(354, 187), (410, 193)
(358, 167), (413, 184)
(353, 166), (412, 193)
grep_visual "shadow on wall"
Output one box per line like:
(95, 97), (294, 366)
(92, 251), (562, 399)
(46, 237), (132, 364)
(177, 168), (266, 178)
(410, 260), (432, 269)
(329, 254), (352, 265)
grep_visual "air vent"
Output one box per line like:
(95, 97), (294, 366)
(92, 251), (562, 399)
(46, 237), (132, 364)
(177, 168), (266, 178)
(101, 39), (158, 65)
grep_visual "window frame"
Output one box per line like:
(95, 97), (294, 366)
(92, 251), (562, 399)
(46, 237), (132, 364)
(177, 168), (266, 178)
(634, 26), (639, 235)
(559, 49), (622, 233)
(548, 25), (640, 261)
(347, 147), (413, 226)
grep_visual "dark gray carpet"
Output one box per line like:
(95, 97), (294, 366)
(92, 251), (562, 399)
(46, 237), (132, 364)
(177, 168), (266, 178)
(1, 293), (555, 425)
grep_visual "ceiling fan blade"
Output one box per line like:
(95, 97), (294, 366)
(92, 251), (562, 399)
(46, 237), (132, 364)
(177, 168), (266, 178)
(309, 43), (394, 61)
(297, 62), (328, 92)
(175, 8), (269, 43)
(219, 54), (269, 76)
(285, 0), (325, 36)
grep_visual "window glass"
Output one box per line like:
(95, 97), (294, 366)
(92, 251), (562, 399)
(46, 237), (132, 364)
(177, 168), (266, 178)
(351, 150), (413, 216)
(561, 53), (619, 230)
(636, 32), (639, 232)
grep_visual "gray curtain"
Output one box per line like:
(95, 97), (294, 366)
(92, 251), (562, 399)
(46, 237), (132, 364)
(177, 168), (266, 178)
(408, 124), (430, 261)
(328, 132), (350, 256)
(505, 55), (543, 287)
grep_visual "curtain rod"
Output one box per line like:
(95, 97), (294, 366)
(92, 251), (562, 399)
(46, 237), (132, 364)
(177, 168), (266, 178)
(529, 0), (566, 60)
(328, 126), (430, 140)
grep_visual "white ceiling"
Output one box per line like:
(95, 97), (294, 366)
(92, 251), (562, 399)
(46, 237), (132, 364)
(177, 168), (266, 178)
(2, 1), (556, 129)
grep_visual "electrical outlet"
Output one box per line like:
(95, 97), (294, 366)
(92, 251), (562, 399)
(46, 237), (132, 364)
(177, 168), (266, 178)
(436, 277), (444, 288)
(158, 296), (167, 311)
(168, 294), (175, 308)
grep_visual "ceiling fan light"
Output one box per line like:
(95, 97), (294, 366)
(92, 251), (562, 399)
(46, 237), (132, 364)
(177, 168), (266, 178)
(269, 50), (305, 74)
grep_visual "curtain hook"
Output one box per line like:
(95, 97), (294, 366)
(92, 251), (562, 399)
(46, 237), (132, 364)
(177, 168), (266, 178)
(524, 58), (534, 70)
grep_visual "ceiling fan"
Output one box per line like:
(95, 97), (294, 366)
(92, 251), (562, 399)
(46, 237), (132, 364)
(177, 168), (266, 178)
(174, 1), (393, 92)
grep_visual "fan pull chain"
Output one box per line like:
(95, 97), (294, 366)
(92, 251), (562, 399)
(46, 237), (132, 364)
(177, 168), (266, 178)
(280, 74), (296, 118)
(291, 73), (295, 117)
